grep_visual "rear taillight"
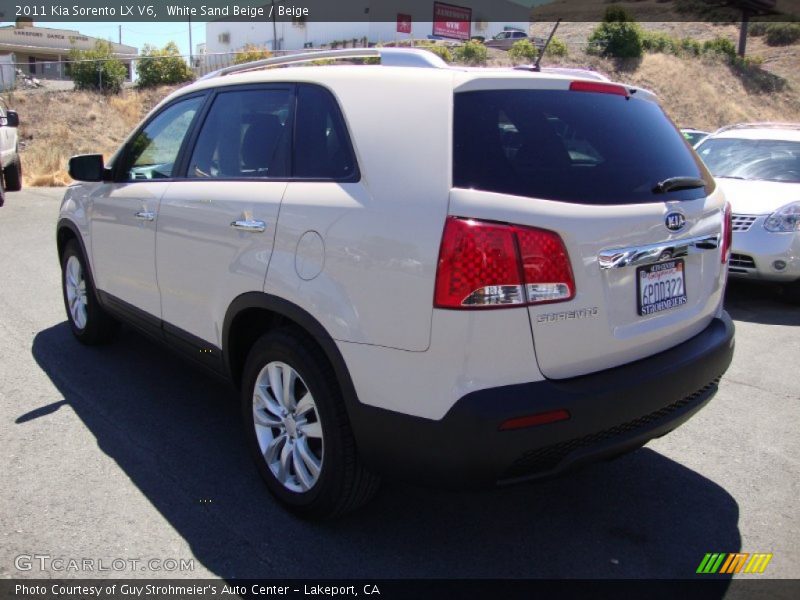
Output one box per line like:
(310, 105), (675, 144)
(721, 202), (732, 264)
(434, 217), (575, 309)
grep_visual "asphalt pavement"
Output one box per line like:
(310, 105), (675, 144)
(1, 188), (798, 580)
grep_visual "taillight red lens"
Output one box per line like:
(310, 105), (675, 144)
(434, 217), (575, 309)
(516, 227), (576, 304)
(434, 218), (524, 308)
(569, 80), (629, 97)
(721, 202), (732, 264)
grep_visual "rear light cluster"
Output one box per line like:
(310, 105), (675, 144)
(434, 217), (575, 309)
(721, 202), (732, 264)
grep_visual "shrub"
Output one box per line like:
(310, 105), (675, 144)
(765, 23), (800, 46)
(68, 40), (127, 94)
(234, 43), (272, 64)
(679, 37), (702, 57)
(588, 21), (644, 58)
(545, 36), (568, 57)
(642, 31), (679, 54)
(453, 40), (488, 65)
(702, 36), (736, 60)
(603, 4), (634, 23)
(508, 39), (538, 64)
(136, 42), (194, 88)
(748, 22), (769, 37)
(416, 42), (453, 63)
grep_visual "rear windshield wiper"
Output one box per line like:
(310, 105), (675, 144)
(653, 176), (707, 194)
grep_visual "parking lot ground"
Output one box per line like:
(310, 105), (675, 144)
(0, 188), (798, 580)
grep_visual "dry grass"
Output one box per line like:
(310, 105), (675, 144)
(5, 33), (799, 187)
(8, 85), (181, 187)
(539, 52), (800, 130)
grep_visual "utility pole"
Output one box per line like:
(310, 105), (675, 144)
(188, 15), (193, 66)
(118, 24), (121, 45)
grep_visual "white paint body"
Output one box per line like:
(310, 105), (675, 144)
(60, 60), (728, 421)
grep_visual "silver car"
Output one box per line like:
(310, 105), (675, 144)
(695, 123), (800, 301)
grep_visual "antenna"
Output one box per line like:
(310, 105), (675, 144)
(533, 19), (562, 73)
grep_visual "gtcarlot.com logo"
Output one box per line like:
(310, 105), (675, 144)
(15, 554), (195, 573)
(696, 552), (773, 575)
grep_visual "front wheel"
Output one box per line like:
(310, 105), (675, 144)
(241, 330), (379, 518)
(3, 155), (21, 192)
(61, 240), (119, 344)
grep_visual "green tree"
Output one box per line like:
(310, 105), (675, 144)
(453, 40), (488, 65)
(587, 5), (644, 58)
(136, 41), (194, 88)
(234, 44), (273, 65)
(68, 40), (127, 94)
(545, 36), (568, 57)
(508, 39), (538, 64)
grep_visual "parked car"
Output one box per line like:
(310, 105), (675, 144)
(57, 48), (734, 518)
(485, 30), (545, 51)
(0, 97), (22, 207)
(695, 123), (800, 301)
(681, 128), (710, 147)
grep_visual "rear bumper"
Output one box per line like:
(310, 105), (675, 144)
(350, 312), (735, 488)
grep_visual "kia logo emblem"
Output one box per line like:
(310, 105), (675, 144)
(665, 212), (686, 232)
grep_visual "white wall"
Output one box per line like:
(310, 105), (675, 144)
(0, 55), (14, 90)
(207, 21), (532, 54)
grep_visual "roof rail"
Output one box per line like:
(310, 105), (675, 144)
(200, 47), (448, 80)
(713, 122), (800, 134)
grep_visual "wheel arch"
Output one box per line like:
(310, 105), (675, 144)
(223, 293), (359, 409)
(56, 219), (99, 293)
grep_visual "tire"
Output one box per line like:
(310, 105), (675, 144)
(61, 239), (119, 344)
(242, 329), (380, 518)
(0, 178), (4, 208)
(784, 280), (800, 304)
(3, 154), (21, 192)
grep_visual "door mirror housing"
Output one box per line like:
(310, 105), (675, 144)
(5, 111), (19, 127)
(69, 154), (108, 182)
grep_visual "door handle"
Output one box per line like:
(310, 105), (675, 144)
(231, 219), (267, 233)
(134, 210), (156, 222)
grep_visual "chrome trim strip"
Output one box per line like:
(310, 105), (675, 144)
(598, 234), (720, 270)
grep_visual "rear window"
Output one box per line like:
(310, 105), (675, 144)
(453, 89), (712, 204)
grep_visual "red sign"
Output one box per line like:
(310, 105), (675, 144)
(432, 2), (472, 41)
(397, 13), (412, 34)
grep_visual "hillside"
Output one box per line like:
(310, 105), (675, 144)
(11, 85), (180, 186)
(7, 40), (800, 187)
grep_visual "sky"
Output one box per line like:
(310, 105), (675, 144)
(26, 21), (209, 57)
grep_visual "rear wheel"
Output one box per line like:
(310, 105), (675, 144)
(241, 329), (379, 518)
(3, 154), (21, 192)
(61, 240), (119, 344)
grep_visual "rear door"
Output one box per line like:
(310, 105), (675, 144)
(155, 84), (293, 348)
(450, 81), (727, 379)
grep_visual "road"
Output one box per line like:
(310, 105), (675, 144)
(1, 188), (798, 580)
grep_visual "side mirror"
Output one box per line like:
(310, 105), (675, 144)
(6, 111), (18, 127)
(69, 154), (106, 182)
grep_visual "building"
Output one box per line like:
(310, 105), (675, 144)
(205, 1), (530, 55)
(0, 19), (138, 82)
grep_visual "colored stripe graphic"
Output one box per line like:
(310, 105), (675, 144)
(697, 552), (773, 575)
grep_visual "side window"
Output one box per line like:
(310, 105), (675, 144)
(293, 85), (357, 180)
(188, 88), (293, 179)
(121, 95), (203, 181)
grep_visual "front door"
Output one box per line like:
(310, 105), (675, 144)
(91, 94), (206, 319)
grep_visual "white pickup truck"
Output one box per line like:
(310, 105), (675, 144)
(0, 96), (22, 206)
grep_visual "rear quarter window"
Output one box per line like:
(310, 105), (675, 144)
(453, 89), (713, 204)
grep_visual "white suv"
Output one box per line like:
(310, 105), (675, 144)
(695, 123), (800, 301)
(57, 48), (735, 517)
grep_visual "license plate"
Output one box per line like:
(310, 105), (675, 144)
(637, 259), (687, 316)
